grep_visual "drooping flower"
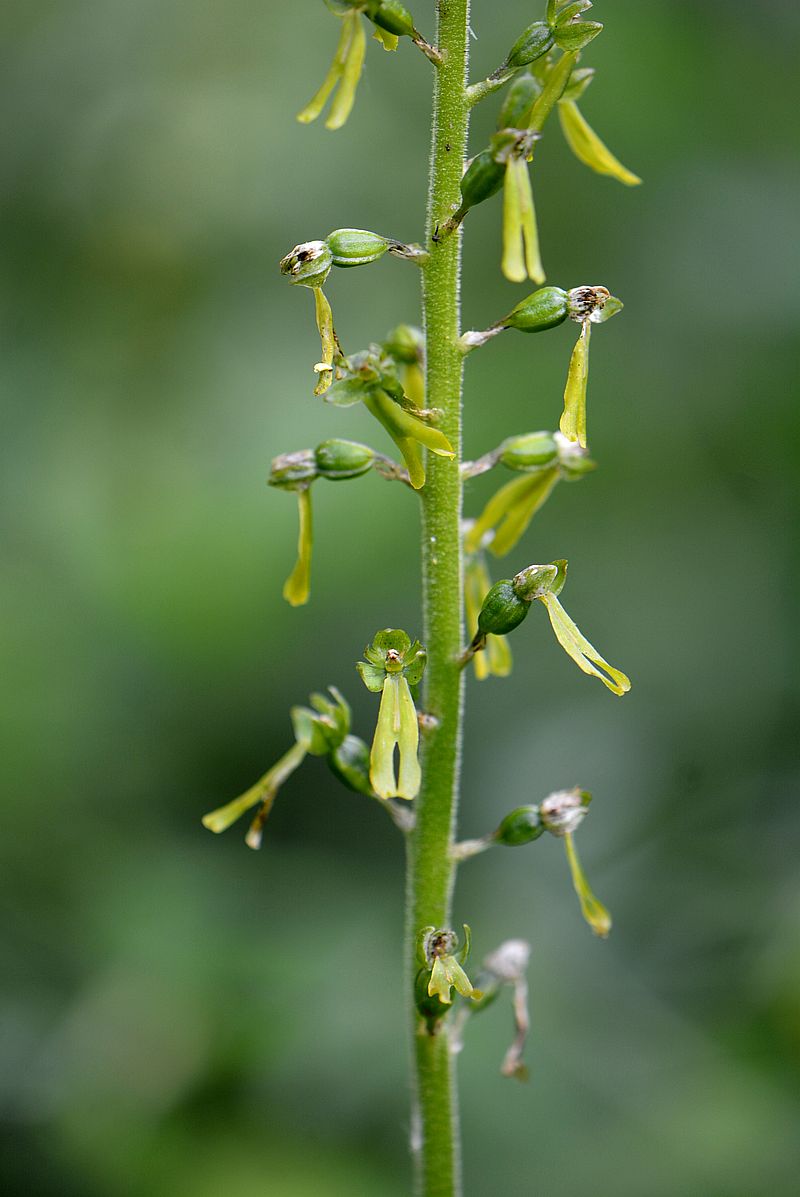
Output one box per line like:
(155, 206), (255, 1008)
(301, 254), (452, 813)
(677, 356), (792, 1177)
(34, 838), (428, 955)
(559, 285), (623, 448)
(268, 439), (375, 606)
(467, 559), (631, 696)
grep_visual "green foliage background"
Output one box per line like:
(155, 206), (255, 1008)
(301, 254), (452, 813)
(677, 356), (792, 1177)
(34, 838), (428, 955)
(3, 2), (799, 1193)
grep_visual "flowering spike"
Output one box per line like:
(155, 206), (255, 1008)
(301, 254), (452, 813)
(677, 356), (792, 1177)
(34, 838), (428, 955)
(558, 99), (642, 186)
(564, 831), (612, 937)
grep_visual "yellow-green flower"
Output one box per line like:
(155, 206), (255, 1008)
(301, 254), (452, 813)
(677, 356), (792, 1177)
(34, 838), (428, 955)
(357, 629), (426, 799)
(560, 286), (624, 448)
(420, 926), (482, 1005)
(469, 560), (631, 696)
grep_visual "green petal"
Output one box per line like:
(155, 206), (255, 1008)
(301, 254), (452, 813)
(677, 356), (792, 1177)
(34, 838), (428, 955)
(201, 741), (307, 833)
(356, 659), (387, 692)
(370, 676), (401, 799)
(564, 832), (612, 937)
(395, 676), (421, 799)
(372, 628), (412, 656)
(558, 100), (642, 186)
(540, 593), (631, 695)
(296, 16), (352, 125)
(559, 320), (590, 448)
(326, 13), (366, 130)
(282, 488), (313, 606)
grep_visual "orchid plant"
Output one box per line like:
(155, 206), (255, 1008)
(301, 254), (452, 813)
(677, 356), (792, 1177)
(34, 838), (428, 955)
(204, 3), (639, 1192)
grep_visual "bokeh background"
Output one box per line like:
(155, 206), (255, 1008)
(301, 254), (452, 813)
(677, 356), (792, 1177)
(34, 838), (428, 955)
(3, 1), (799, 1193)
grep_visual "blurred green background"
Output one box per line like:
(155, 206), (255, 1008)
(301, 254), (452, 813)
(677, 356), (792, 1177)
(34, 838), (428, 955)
(3, 1), (799, 1193)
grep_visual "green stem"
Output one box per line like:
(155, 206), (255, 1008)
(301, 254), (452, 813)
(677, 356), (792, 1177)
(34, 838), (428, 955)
(405, 2), (471, 1194)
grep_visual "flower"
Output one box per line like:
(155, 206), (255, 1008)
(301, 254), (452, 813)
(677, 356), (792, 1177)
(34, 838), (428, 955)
(357, 629), (427, 799)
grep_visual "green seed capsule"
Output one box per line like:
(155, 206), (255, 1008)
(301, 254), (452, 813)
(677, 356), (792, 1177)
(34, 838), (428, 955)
(368, 0), (415, 38)
(279, 240), (333, 287)
(498, 74), (541, 131)
(505, 285), (569, 332)
(499, 432), (558, 472)
(314, 438), (374, 480)
(326, 228), (389, 268)
(268, 449), (317, 489)
(477, 580), (530, 637)
(496, 805), (545, 846)
(459, 150), (505, 212)
(504, 22), (554, 71)
(328, 734), (374, 796)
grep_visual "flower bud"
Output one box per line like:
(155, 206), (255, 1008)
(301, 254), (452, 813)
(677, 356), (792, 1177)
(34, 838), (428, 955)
(268, 449), (317, 489)
(499, 432), (558, 472)
(512, 562), (561, 601)
(279, 240), (333, 288)
(367, 0), (415, 38)
(458, 150), (505, 213)
(498, 74), (541, 131)
(553, 20), (602, 52)
(539, 787), (591, 836)
(504, 22), (554, 70)
(495, 804), (545, 846)
(314, 438), (374, 480)
(326, 228), (389, 268)
(477, 580), (530, 638)
(504, 286), (569, 332)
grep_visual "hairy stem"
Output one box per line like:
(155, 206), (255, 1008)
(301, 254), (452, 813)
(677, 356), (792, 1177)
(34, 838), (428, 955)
(405, 2), (471, 1194)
